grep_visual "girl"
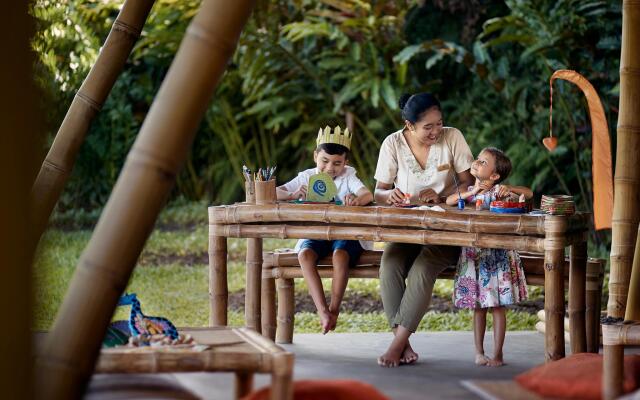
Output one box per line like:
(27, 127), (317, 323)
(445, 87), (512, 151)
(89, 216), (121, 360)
(446, 147), (532, 367)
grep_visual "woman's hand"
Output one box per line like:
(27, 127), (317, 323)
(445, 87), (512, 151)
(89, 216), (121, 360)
(387, 188), (406, 205)
(290, 185), (307, 200)
(418, 188), (440, 204)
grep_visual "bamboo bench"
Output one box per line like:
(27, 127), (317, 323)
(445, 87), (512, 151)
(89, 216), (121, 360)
(261, 249), (604, 350)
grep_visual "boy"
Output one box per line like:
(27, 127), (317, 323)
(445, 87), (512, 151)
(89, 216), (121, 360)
(276, 126), (373, 333)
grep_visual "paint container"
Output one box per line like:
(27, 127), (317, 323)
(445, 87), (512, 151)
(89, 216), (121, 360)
(457, 198), (465, 210)
(245, 181), (256, 204)
(255, 179), (276, 205)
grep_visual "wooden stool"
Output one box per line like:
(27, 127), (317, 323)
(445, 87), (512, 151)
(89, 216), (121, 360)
(261, 249), (605, 351)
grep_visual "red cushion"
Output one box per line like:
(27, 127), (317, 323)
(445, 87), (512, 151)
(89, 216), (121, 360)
(515, 353), (640, 399)
(242, 379), (389, 400)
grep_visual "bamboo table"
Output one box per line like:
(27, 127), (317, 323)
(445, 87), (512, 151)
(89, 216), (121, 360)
(96, 327), (293, 400)
(208, 203), (590, 361)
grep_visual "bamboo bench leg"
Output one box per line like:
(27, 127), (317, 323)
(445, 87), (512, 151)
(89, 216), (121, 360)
(276, 278), (295, 344)
(235, 371), (253, 399)
(569, 242), (587, 354)
(262, 275), (277, 341)
(603, 344), (624, 400)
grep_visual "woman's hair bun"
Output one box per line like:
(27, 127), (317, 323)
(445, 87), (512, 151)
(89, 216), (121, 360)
(398, 93), (412, 110)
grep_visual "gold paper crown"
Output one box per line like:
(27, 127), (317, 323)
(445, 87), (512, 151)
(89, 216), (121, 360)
(316, 126), (352, 150)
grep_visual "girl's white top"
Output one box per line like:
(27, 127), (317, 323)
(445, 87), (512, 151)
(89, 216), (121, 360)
(281, 166), (374, 251)
(374, 127), (474, 202)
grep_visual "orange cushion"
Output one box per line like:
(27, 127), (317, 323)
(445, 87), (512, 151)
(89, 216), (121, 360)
(515, 353), (640, 399)
(242, 379), (389, 400)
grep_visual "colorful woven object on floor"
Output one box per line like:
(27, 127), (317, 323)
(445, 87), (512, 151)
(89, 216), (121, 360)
(117, 293), (179, 340)
(541, 195), (575, 216)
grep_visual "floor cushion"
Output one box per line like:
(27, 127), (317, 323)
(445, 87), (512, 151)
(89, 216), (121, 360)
(242, 379), (389, 400)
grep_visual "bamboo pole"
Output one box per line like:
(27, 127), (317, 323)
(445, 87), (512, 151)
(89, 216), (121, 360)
(586, 260), (604, 353)
(609, 0), (640, 320)
(543, 216), (567, 361)
(35, 2), (256, 398)
(30, 0), (157, 240)
(276, 278), (295, 344)
(246, 238), (263, 333)
(603, 344), (624, 400)
(210, 204), (590, 235)
(211, 223), (547, 253)
(625, 225), (640, 320)
(0, 3), (40, 398)
(209, 235), (228, 326)
(568, 242), (587, 354)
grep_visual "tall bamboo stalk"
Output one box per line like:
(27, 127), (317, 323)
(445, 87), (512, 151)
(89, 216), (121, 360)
(30, 0), (156, 240)
(609, 0), (640, 320)
(624, 0), (640, 321)
(0, 3), (40, 398)
(35, 1), (256, 398)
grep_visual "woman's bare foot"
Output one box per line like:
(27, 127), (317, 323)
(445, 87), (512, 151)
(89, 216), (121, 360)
(475, 354), (490, 366)
(318, 309), (332, 334)
(377, 347), (402, 368)
(400, 342), (419, 365)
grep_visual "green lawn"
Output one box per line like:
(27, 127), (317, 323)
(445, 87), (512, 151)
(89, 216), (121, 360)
(34, 202), (539, 332)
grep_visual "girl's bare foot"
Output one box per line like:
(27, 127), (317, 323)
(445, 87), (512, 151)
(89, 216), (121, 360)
(318, 309), (332, 334)
(486, 354), (504, 367)
(475, 354), (490, 366)
(400, 342), (419, 365)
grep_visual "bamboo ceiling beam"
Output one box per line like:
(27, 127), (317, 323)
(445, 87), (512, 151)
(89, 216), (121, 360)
(35, 1), (256, 399)
(30, 0), (156, 240)
(608, 0), (640, 320)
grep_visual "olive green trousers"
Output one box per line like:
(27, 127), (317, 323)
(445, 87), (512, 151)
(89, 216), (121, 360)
(380, 242), (461, 332)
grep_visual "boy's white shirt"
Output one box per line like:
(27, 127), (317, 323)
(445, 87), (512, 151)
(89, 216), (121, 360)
(281, 166), (374, 252)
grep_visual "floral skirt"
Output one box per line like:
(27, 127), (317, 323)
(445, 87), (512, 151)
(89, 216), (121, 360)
(453, 247), (528, 309)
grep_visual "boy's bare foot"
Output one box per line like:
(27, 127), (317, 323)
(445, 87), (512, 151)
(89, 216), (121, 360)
(400, 342), (419, 365)
(328, 310), (339, 331)
(318, 309), (332, 334)
(475, 354), (490, 366)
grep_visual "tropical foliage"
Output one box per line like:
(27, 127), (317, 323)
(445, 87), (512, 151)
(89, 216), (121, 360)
(34, 0), (620, 246)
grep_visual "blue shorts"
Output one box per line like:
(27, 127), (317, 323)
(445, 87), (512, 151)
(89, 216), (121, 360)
(298, 239), (364, 267)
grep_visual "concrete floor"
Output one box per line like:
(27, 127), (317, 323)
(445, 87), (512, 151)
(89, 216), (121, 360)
(168, 331), (548, 399)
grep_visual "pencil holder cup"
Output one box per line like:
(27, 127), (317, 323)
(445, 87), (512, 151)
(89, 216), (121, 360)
(255, 179), (276, 205)
(244, 181), (256, 204)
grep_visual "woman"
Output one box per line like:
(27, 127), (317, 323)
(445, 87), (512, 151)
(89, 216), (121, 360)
(374, 92), (474, 367)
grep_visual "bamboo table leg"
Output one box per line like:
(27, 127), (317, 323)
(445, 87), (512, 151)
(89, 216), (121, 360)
(209, 233), (228, 326)
(262, 275), (277, 341)
(603, 343), (624, 400)
(271, 352), (294, 400)
(246, 238), (263, 332)
(235, 371), (254, 399)
(569, 241), (587, 354)
(544, 217), (567, 361)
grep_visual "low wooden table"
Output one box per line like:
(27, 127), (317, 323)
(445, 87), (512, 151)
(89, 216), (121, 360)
(96, 327), (293, 400)
(208, 203), (591, 361)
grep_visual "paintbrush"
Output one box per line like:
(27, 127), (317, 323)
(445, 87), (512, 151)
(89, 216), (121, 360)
(450, 164), (464, 210)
